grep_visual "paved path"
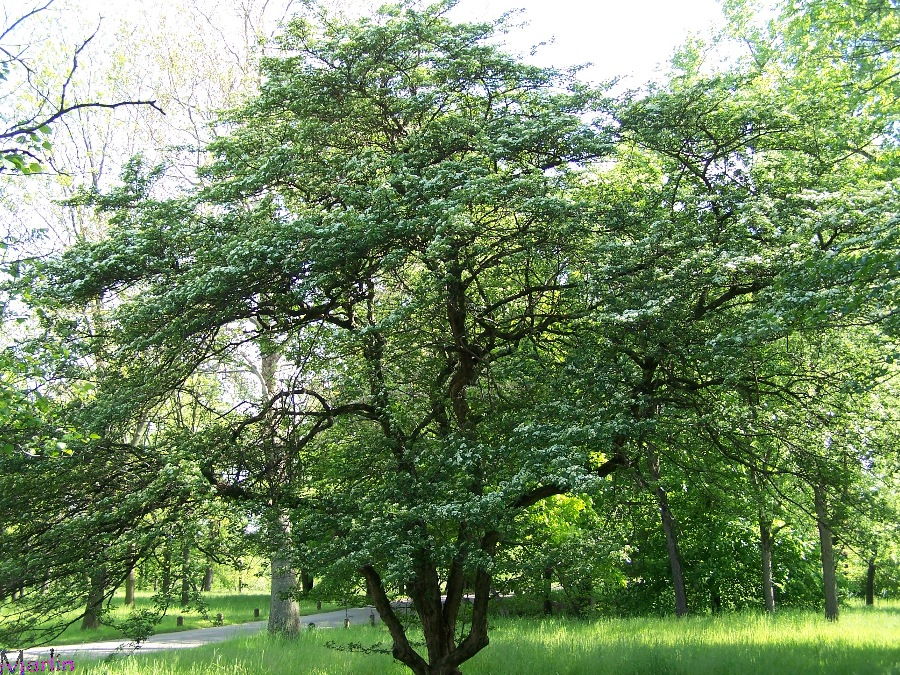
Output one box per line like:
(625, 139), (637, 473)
(18, 606), (381, 662)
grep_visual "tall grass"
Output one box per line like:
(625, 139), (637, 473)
(75, 603), (900, 674)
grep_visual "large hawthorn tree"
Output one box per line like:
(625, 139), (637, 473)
(38, 3), (616, 672)
(17, 0), (899, 672)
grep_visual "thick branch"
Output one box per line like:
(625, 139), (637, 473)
(361, 565), (429, 674)
(442, 531), (499, 669)
(512, 453), (627, 509)
(0, 1), (54, 43)
(2, 101), (164, 141)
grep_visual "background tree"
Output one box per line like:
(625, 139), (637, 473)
(0, 0), (162, 174)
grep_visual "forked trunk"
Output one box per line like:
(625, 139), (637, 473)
(361, 533), (497, 674)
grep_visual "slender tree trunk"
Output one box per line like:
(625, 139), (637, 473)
(646, 446), (688, 617)
(865, 557), (876, 606)
(202, 565), (214, 592)
(814, 484), (839, 621)
(123, 544), (136, 607)
(759, 517), (776, 613)
(709, 575), (722, 614)
(658, 497), (688, 617)
(542, 566), (553, 615)
(125, 568), (136, 607)
(268, 515), (301, 635)
(180, 540), (192, 606)
(254, 346), (300, 634)
(162, 539), (172, 598)
(81, 570), (106, 630)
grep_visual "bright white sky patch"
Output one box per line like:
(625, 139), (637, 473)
(450, 0), (726, 85)
(2, 0), (727, 87)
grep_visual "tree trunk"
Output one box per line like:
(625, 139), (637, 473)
(759, 517), (776, 613)
(814, 484), (839, 621)
(202, 565), (214, 592)
(709, 574), (722, 614)
(268, 516), (301, 635)
(255, 348), (301, 634)
(646, 446), (688, 617)
(657, 490), (688, 615)
(180, 539), (192, 606)
(542, 567), (553, 615)
(81, 570), (106, 630)
(411, 553), (460, 672)
(162, 539), (172, 598)
(125, 567), (136, 607)
(301, 570), (314, 594)
(361, 532), (497, 675)
(865, 557), (875, 606)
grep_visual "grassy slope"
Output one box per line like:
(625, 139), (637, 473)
(46, 592), (343, 644)
(76, 603), (900, 674)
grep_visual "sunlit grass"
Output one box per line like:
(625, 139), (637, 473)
(75, 602), (900, 674)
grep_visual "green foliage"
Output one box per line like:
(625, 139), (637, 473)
(112, 610), (159, 644)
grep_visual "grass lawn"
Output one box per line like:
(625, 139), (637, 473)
(75, 602), (900, 674)
(45, 592), (344, 645)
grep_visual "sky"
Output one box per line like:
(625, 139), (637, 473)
(2, 0), (728, 87)
(448, 0), (726, 86)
